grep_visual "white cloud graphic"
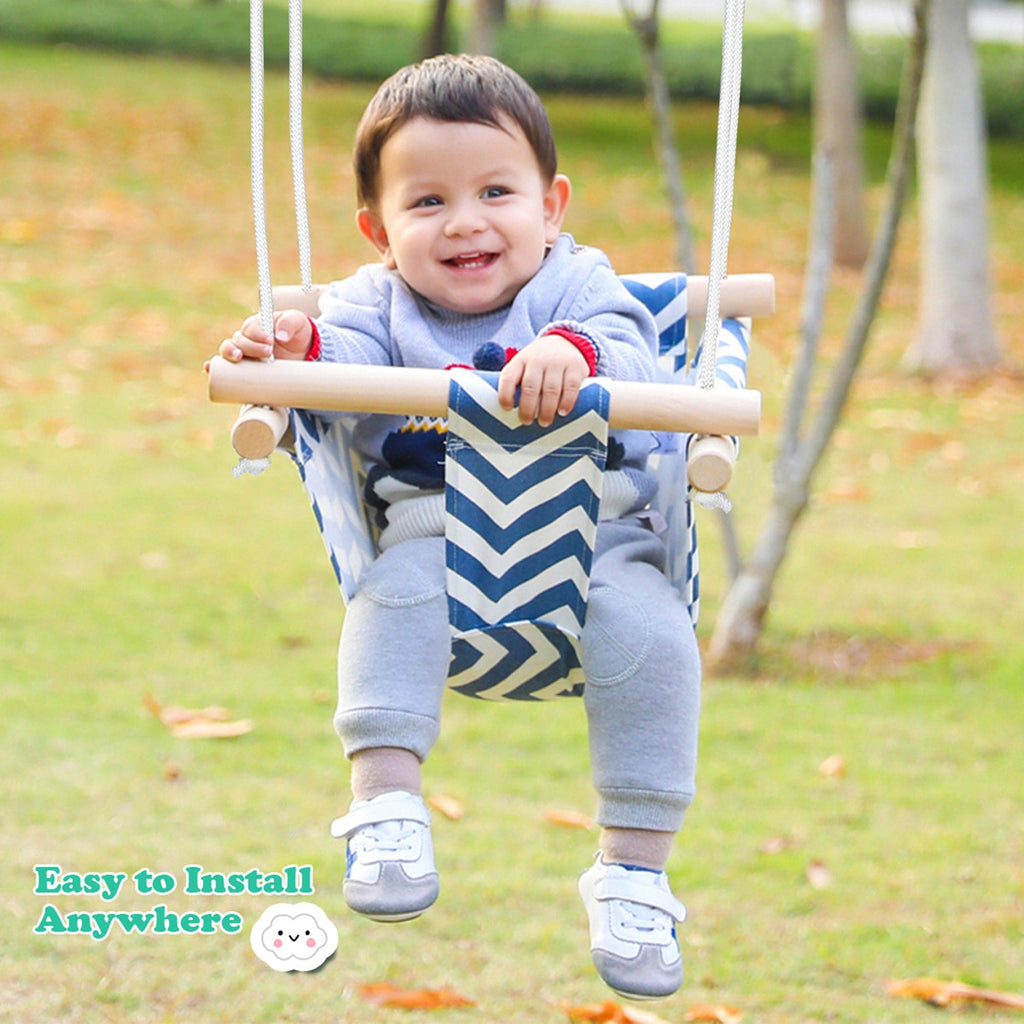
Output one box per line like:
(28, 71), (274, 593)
(250, 902), (338, 972)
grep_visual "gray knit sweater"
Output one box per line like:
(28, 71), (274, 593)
(312, 234), (660, 547)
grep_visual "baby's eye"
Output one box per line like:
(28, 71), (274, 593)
(413, 195), (443, 209)
(481, 186), (511, 200)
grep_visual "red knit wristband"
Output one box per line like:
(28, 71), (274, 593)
(305, 319), (321, 361)
(542, 326), (598, 376)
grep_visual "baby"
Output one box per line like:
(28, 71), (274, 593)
(220, 54), (699, 1001)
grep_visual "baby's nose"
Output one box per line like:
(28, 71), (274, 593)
(444, 201), (487, 236)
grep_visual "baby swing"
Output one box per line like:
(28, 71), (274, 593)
(208, 0), (772, 701)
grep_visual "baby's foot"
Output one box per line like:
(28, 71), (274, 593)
(578, 853), (686, 999)
(331, 791), (438, 922)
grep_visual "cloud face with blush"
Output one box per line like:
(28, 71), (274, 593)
(250, 902), (338, 972)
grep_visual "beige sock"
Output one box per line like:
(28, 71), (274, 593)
(350, 746), (422, 802)
(599, 826), (675, 872)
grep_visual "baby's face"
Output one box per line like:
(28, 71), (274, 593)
(358, 116), (570, 314)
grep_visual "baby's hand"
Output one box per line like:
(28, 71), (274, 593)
(218, 309), (313, 362)
(497, 333), (590, 428)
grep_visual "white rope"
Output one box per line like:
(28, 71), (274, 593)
(234, 456), (272, 477)
(240, 1), (310, 476)
(250, 0), (274, 342)
(693, 490), (732, 512)
(289, 0), (314, 292)
(696, 0), (746, 391)
(251, 1), (313, 324)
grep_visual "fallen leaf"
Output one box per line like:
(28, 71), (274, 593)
(895, 531), (935, 550)
(901, 430), (955, 459)
(544, 808), (596, 830)
(560, 1001), (620, 1023)
(66, 348), (93, 372)
(358, 982), (476, 1009)
(888, 977), (1024, 1010)
(805, 859), (832, 889)
(427, 793), (464, 821)
(168, 717), (253, 739)
(684, 1005), (744, 1024)
(940, 440), (965, 463)
(818, 753), (846, 778)
(144, 694), (253, 740)
(55, 426), (86, 449)
(823, 479), (870, 503)
(758, 834), (796, 855)
(615, 1007), (676, 1024)
(957, 475), (987, 496)
(0, 217), (39, 243)
(866, 408), (926, 431)
(560, 999), (674, 1023)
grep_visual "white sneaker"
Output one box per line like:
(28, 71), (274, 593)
(578, 854), (687, 1000)
(330, 791), (439, 922)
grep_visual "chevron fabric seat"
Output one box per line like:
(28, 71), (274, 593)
(286, 273), (752, 701)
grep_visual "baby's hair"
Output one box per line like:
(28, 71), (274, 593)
(354, 54), (558, 207)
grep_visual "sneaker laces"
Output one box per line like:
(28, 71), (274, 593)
(349, 820), (419, 862)
(611, 897), (676, 943)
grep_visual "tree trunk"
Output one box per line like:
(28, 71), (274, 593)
(620, 1), (694, 272)
(621, 1), (748, 574)
(423, 0), (452, 58)
(905, 0), (1001, 377)
(707, 0), (930, 673)
(469, 0), (505, 56)
(815, 0), (869, 268)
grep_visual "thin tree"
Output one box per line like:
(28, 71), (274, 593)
(469, 0), (506, 56)
(423, 0), (452, 58)
(706, 0), (931, 671)
(815, 0), (870, 268)
(620, 0), (694, 272)
(905, 0), (1001, 377)
(620, 0), (747, 576)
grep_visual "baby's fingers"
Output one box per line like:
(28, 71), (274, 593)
(497, 359), (523, 412)
(229, 328), (273, 361)
(219, 314), (278, 361)
(217, 333), (262, 361)
(272, 310), (312, 355)
(556, 372), (583, 417)
(533, 367), (569, 427)
(217, 337), (243, 361)
(510, 361), (558, 426)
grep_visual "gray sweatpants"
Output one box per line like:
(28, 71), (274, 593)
(333, 517), (701, 833)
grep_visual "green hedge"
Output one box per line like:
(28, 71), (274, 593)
(1, 0), (1021, 137)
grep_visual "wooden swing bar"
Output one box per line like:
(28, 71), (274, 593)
(269, 273), (775, 321)
(208, 356), (762, 437)
(209, 270), (771, 450)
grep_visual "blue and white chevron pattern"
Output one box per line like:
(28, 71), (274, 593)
(288, 409), (377, 603)
(621, 273), (689, 362)
(444, 370), (609, 701)
(693, 318), (751, 390)
(621, 273), (751, 624)
(282, 274), (753, 676)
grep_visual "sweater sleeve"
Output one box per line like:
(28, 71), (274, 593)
(313, 264), (395, 367)
(537, 237), (658, 385)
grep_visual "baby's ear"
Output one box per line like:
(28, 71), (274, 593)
(543, 174), (571, 244)
(356, 208), (395, 267)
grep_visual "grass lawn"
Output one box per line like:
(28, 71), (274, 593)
(1, 41), (1023, 1024)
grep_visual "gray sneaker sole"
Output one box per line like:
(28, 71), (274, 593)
(591, 946), (683, 1001)
(344, 864), (439, 923)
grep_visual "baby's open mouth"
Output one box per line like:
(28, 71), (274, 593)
(444, 251), (498, 270)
